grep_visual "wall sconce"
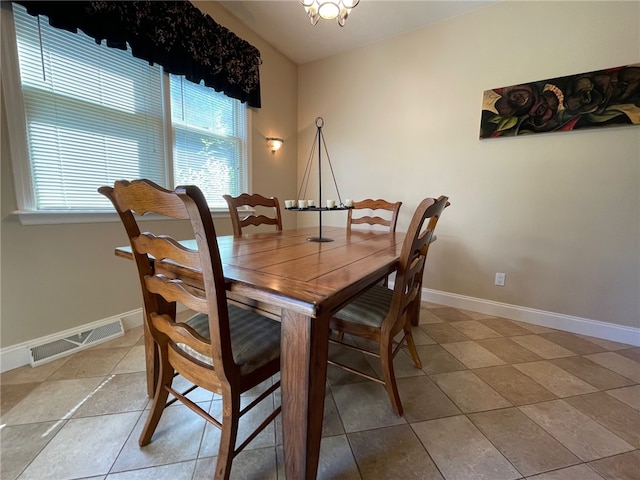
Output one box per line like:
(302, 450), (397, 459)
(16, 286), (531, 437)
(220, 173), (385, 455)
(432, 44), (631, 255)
(266, 137), (284, 153)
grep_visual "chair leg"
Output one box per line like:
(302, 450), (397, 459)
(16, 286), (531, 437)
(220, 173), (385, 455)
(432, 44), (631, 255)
(380, 343), (403, 416)
(404, 326), (423, 369)
(139, 350), (174, 446)
(214, 392), (241, 480)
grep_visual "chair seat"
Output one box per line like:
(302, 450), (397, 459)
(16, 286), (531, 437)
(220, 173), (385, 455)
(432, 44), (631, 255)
(177, 304), (281, 375)
(333, 284), (393, 328)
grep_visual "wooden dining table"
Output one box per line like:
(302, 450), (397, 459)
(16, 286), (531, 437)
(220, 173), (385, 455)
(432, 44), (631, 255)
(115, 225), (405, 479)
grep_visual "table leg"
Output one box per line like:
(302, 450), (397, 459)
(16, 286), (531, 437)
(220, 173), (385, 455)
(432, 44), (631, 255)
(280, 308), (330, 479)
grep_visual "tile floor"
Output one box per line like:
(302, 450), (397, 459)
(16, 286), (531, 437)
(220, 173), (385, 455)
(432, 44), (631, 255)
(1, 304), (639, 480)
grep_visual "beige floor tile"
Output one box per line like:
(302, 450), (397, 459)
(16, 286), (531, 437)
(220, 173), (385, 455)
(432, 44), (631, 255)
(0, 421), (64, 480)
(316, 436), (361, 480)
(331, 381), (407, 432)
(318, 391), (347, 438)
(410, 325), (437, 345)
(428, 307), (474, 323)
(539, 332), (606, 355)
(366, 348), (426, 380)
(578, 335), (635, 351)
(420, 323), (471, 343)
(72, 372), (150, 417)
(511, 321), (558, 334)
(584, 352), (640, 383)
(7, 299), (636, 480)
(274, 436), (360, 480)
(510, 335), (575, 359)
(514, 361), (597, 398)
(588, 450), (640, 480)
(18, 412), (140, 479)
(476, 337), (543, 363)
(111, 345), (147, 374)
(478, 317), (533, 336)
(519, 400), (634, 461)
(419, 308), (446, 324)
(415, 344), (467, 374)
(199, 447), (278, 479)
(397, 375), (461, 423)
(0, 357), (70, 385)
(349, 424), (443, 479)
(431, 370), (511, 413)
(469, 408), (580, 476)
(456, 308), (496, 320)
(48, 347), (130, 380)
(564, 392), (640, 448)
(1, 382), (39, 415)
(1, 377), (105, 425)
(199, 395), (277, 458)
(474, 365), (557, 406)
(441, 341), (507, 368)
(525, 464), (605, 480)
(105, 460), (196, 479)
(111, 404), (207, 472)
(327, 344), (378, 386)
(412, 415), (521, 480)
(606, 385), (640, 411)
(615, 347), (640, 363)
(550, 356), (635, 390)
(449, 320), (502, 339)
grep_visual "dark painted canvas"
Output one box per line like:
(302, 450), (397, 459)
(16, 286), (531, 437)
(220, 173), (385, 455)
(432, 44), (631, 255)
(480, 64), (640, 139)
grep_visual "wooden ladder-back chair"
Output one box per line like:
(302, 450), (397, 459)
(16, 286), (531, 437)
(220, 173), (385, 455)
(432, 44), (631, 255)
(223, 193), (283, 236)
(329, 195), (449, 416)
(99, 180), (282, 480)
(347, 198), (402, 233)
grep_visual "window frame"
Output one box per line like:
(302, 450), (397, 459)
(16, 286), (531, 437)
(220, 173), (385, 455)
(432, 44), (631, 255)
(1, 2), (252, 226)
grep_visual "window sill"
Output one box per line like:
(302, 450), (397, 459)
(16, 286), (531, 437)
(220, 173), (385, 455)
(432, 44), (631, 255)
(13, 209), (231, 226)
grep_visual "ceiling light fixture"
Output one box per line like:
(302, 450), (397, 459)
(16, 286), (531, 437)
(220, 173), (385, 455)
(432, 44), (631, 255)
(301, 0), (360, 27)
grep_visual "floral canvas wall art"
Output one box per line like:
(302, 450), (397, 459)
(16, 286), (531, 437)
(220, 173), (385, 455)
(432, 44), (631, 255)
(479, 64), (640, 139)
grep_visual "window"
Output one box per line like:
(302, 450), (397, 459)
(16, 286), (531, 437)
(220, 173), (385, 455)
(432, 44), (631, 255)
(3, 3), (248, 222)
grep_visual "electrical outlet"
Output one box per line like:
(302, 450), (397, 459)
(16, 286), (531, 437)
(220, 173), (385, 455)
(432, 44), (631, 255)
(495, 272), (506, 286)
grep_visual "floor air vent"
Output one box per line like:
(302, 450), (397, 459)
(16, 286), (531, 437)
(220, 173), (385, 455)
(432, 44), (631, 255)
(29, 319), (124, 367)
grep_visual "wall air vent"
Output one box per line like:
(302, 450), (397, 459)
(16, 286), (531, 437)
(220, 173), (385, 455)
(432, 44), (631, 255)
(28, 319), (124, 367)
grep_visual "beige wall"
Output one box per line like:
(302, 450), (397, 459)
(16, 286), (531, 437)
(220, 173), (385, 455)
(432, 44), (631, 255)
(297, 1), (640, 329)
(2, 0), (639, 351)
(0, 1), (298, 348)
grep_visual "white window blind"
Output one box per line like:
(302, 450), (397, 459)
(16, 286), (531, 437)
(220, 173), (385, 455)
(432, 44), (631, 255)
(7, 3), (248, 216)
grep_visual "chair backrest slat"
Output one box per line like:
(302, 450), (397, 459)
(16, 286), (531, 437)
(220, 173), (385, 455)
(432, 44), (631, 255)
(347, 199), (402, 233)
(224, 193), (283, 236)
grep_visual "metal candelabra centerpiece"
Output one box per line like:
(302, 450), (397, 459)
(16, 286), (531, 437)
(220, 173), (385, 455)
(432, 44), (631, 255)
(287, 117), (351, 242)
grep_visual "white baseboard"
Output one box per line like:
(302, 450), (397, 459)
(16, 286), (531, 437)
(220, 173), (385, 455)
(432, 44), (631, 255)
(0, 308), (144, 373)
(3, 292), (638, 373)
(422, 288), (640, 347)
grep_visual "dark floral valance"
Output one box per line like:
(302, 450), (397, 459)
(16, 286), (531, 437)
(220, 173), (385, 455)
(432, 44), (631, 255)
(14, 1), (262, 107)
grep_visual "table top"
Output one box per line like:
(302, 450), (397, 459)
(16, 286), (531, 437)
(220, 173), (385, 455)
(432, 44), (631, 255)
(116, 225), (405, 318)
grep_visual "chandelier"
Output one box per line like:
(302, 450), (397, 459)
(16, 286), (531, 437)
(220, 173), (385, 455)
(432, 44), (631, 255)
(301, 0), (360, 27)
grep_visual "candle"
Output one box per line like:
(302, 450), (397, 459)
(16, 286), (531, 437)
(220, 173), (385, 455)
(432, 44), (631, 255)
(344, 199), (353, 207)
(326, 199), (336, 208)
